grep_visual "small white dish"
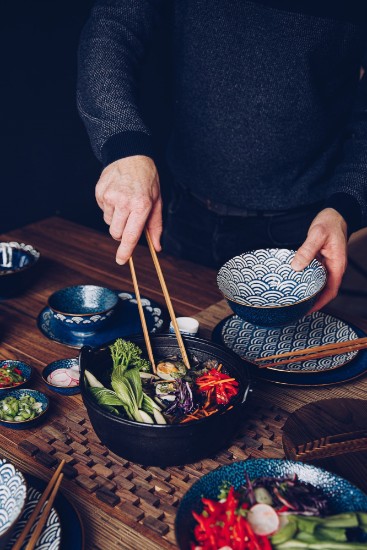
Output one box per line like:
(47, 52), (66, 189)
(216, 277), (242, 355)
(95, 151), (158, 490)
(169, 317), (199, 336)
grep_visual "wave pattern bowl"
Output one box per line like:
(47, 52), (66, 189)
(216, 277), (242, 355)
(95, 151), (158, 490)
(217, 248), (327, 326)
(48, 285), (119, 332)
(0, 242), (40, 297)
(0, 458), (27, 547)
(42, 358), (80, 395)
(0, 389), (49, 430)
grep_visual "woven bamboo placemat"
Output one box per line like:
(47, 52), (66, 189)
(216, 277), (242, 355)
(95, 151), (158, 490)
(18, 401), (286, 547)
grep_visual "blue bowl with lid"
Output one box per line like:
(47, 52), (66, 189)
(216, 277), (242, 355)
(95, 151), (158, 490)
(217, 248), (327, 327)
(48, 285), (119, 332)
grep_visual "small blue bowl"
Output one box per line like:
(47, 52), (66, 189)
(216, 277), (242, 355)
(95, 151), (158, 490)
(0, 360), (33, 391)
(42, 358), (80, 395)
(0, 389), (49, 429)
(217, 248), (327, 327)
(0, 242), (40, 297)
(0, 458), (27, 547)
(48, 285), (119, 332)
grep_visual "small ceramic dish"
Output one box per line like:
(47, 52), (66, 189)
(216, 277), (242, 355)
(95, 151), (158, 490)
(0, 458), (27, 548)
(42, 358), (80, 395)
(0, 360), (33, 391)
(169, 317), (199, 336)
(0, 389), (49, 429)
(47, 285), (119, 332)
(0, 242), (40, 297)
(217, 248), (327, 326)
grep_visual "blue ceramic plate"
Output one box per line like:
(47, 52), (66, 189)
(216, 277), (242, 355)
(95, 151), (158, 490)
(175, 459), (367, 550)
(213, 311), (359, 373)
(7, 484), (61, 549)
(0, 389), (49, 429)
(7, 473), (84, 550)
(212, 314), (367, 386)
(38, 291), (165, 349)
(0, 360), (33, 391)
(42, 358), (80, 395)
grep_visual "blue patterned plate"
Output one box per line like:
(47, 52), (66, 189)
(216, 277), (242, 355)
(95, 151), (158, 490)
(0, 389), (49, 429)
(37, 291), (165, 349)
(212, 314), (367, 386)
(7, 484), (61, 549)
(175, 459), (367, 550)
(213, 311), (359, 373)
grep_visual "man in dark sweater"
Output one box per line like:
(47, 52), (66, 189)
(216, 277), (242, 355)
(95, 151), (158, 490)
(77, 0), (367, 311)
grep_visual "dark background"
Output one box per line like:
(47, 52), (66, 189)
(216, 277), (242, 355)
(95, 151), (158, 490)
(0, 1), (173, 235)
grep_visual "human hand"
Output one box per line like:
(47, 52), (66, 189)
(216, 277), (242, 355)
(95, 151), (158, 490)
(95, 155), (162, 264)
(291, 208), (348, 312)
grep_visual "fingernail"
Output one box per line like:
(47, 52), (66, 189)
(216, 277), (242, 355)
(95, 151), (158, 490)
(116, 257), (125, 265)
(291, 259), (303, 271)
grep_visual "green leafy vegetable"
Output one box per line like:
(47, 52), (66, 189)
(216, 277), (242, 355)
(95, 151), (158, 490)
(89, 387), (124, 415)
(109, 338), (152, 374)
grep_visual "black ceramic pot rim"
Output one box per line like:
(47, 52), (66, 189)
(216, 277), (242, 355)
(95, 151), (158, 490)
(79, 334), (251, 430)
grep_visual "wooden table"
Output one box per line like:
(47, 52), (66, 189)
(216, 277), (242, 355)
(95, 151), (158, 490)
(1, 217), (367, 550)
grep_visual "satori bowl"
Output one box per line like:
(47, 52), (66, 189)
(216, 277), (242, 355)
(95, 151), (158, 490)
(47, 285), (119, 333)
(0, 458), (27, 548)
(217, 248), (327, 327)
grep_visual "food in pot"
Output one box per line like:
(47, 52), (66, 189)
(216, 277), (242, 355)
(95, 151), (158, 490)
(85, 338), (240, 425)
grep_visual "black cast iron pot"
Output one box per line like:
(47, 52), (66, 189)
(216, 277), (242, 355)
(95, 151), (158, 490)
(79, 334), (251, 466)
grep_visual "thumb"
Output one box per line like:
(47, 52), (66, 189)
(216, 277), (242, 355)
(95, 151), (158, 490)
(291, 229), (326, 271)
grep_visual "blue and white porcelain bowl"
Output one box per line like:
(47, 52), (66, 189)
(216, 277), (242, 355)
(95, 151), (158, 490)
(48, 285), (119, 332)
(42, 358), (80, 395)
(0, 242), (40, 297)
(217, 248), (327, 326)
(0, 458), (27, 547)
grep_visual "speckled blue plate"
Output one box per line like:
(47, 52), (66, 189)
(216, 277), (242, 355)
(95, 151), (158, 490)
(37, 291), (165, 349)
(212, 314), (367, 386)
(0, 360), (33, 391)
(0, 389), (49, 429)
(42, 358), (80, 395)
(175, 459), (367, 550)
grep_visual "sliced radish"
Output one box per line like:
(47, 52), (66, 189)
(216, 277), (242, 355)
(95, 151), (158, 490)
(47, 368), (79, 387)
(247, 503), (280, 536)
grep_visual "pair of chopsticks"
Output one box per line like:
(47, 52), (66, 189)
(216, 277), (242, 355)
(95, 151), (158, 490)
(13, 459), (65, 550)
(255, 337), (367, 368)
(128, 229), (190, 373)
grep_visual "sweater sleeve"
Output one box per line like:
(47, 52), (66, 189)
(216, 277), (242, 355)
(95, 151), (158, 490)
(77, 0), (166, 166)
(324, 60), (367, 233)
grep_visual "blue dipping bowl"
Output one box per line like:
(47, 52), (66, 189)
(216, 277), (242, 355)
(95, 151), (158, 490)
(0, 389), (49, 429)
(48, 285), (119, 332)
(42, 358), (80, 395)
(0, 242), (40, 297)
(0, 361), (33, 391)
(217, 248), (327, 327)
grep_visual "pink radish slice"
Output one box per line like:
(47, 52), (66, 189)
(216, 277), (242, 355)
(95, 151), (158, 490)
(247, 503), (280, 536)
(47, 368), (79, 387)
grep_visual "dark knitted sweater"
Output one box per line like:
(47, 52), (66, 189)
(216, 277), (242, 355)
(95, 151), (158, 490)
(77, 0), (367, 231)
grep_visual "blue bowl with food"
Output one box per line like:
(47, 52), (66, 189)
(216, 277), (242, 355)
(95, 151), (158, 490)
(0, 389), (49, 429)
(217, 248), (327, 327)
(48, 285), (119, 332)
(0, 241), (40, 297)
(0, 360), (33, 391)
(42, 358), (80, 395)
(175, 458), (367, 550)
(0, 458), (27, 548)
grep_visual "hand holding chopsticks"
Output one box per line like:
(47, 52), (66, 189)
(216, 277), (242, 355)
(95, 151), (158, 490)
(13, 459), (65, 550)
(255, 337), (367, 368)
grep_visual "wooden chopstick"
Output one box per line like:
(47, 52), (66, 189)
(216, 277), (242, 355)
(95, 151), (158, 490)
(144, 229), (191, 370)
(13, 459), (65, 550)
(256, 338), (367, 368)
(255, 336), (367, 362)
(25, 473), (64, 550)
(129, 256), (156, 373)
